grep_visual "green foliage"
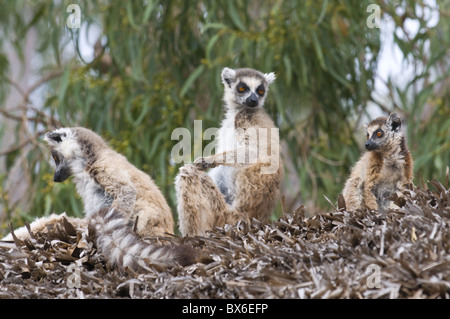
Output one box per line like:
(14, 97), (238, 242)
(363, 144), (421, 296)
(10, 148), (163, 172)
(0, 0), (448, 235)
(377, 0), (450, 186)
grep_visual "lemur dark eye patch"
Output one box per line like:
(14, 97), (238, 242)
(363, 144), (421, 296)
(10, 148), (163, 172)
(375, 130), (383, 138)
(236, 82), (248, 93)
(256, 84), (265, 96)
(51, 152), (59, 164)
(47, 132), (62, 143)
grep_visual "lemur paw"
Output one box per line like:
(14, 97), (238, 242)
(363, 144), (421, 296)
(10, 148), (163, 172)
(193, 157), (217, 170)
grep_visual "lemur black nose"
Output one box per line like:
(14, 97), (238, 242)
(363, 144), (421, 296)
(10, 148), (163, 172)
(365, 140), (377, 151)
(245, 94), (258, 107)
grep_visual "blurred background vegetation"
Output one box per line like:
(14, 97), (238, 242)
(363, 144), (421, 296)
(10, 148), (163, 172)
(0, 0), (448, 236)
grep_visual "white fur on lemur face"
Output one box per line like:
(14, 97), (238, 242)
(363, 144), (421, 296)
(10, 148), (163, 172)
(221, 67), (276, 110)
(43, 127), (84, 182)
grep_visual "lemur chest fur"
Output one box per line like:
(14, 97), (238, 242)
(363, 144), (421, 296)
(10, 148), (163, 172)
(208, 108), (258, 205)
(208, 110), (238, 204)
(368, 153), (405, 202)
(73, 171), (113, 216)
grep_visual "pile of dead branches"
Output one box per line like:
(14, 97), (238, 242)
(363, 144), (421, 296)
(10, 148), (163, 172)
(0, 181), (449, 298)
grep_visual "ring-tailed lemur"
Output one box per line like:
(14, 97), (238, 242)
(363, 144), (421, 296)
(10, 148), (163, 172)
(4, 127), (196, 270)
(43, 127), (174, 237)
(342, 113), (414, 212)
(175, 67), (283, 236)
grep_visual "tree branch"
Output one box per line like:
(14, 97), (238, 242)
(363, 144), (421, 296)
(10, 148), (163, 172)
(0, 130), (46, 156)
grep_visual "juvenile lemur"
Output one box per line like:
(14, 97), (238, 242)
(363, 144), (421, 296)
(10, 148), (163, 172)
(175, 67), (283, 236)
(342, 113), (413, 212)
(4, 127), (195, 270)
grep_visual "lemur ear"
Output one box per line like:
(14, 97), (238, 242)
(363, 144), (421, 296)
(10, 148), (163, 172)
(387, 112), (402, 132)
(264, 72), (276, 84)
(44, 132), (62, 143)
(44, 130), (68, 144)
(221, 67), (236, 87)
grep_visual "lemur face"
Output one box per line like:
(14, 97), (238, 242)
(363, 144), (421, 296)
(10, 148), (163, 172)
(43, 128), (82, 182)
(364, 113), (402, 151)
(221, 67), (276, 109)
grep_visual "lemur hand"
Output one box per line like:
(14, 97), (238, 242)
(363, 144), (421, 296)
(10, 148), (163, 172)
(193, 157), (218, 170)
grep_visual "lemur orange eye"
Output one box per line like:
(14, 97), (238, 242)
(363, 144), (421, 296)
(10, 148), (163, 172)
(256, 85), (265, 96)
(52, 153), (59, 164)
(366, 133), (369, 140)
(236, 82), (248, 93)
(376, 131), (383, 137)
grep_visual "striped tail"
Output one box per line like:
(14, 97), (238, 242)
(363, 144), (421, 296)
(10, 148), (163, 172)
(88, 208), (197, 273)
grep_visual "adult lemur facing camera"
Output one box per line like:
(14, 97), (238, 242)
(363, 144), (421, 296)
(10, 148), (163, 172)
(175, 67), (283, 236)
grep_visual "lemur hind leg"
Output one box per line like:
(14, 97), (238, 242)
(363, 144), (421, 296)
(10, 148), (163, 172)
(175, 164), (240, 237)
(232, 163), (281, 222)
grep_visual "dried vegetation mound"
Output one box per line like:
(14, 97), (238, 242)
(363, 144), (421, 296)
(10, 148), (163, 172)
(0, 181), (449, 299)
